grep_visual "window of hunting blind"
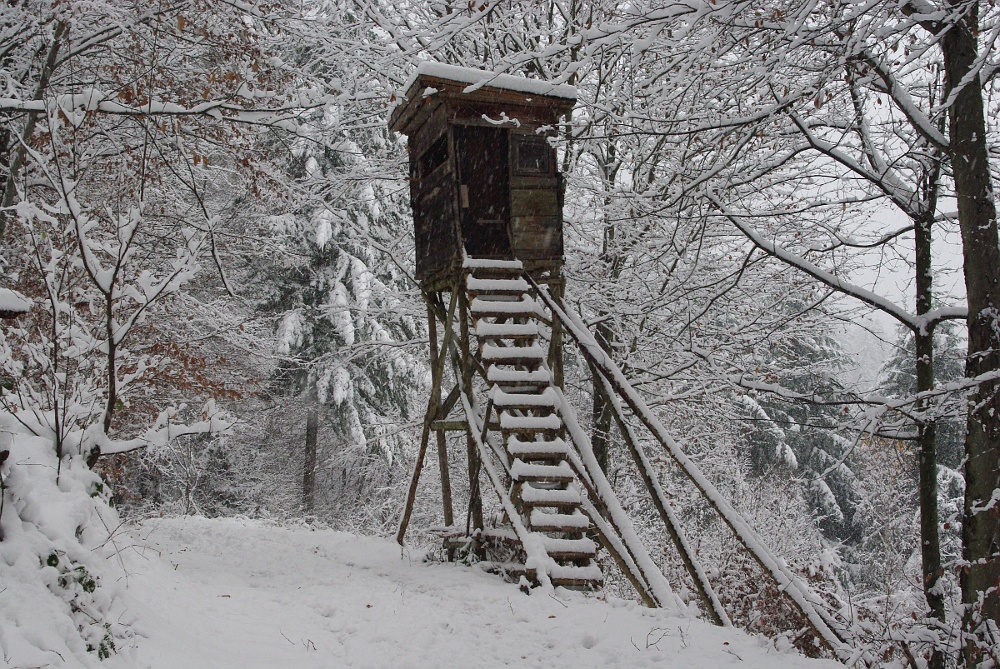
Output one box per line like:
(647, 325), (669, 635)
(513, 137), (551, 175)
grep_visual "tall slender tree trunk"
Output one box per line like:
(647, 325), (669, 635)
(591, 319), (615, 473)
(914, 211), (945, 669)
(591, 139), (621, 475)
(940, 2), (1000, 662)
(303, 406), (319, 515)
(0, 21), (66, 242)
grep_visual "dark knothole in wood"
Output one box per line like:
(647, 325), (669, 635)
(389, 64), (576, 290)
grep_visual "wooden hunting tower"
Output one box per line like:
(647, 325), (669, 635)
(388, 67), (826, 633)
(389, 63), (576, 289)
(391, 64), (609, 589)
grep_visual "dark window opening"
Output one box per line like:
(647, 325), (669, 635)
(420, 134), (449, 177)
(514, 137), (551, 175)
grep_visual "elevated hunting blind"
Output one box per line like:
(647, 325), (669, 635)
(388, 67), (860, 652)
(389, 63), (575, 289)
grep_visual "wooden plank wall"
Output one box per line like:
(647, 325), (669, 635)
(405, 90), (569, 280)
(413, 107), (461, 281)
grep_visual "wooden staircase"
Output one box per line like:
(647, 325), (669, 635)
(464, 258), (603, 589)
(400, 259), (854, 655)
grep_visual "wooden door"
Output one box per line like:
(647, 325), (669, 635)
(456, 126), (512, 259)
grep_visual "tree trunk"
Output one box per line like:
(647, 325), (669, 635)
(940, 3), (1000, 662)
(914, 210), (945, 669)
(303, 407), (318, 515)
(591, 140), (621, 475)
(0, 21), (66, 241)
(591, 318), (615, 473)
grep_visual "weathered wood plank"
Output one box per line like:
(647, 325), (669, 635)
(427, 301), (454, 530)
(414, 166), (460, 279)
(511, 189), (558, 218)
(510, 175), (558, 190)
(431, 420), (468, 432)
(411, 105), (449, 160)
(511, 215), (562, 260)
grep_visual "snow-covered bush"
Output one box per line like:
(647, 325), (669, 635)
(0, 414), (134, 667)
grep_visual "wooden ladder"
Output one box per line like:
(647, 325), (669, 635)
(464, 257), (603, 589)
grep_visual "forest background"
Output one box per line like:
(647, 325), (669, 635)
(1, 0), (998, 667)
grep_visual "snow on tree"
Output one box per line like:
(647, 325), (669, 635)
(0, 2), (340, 661)
(3, 0), (998, 664)
(248, 13), (428, 525)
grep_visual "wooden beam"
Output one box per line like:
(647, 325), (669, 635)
(531, 274), (853, 655)
(427, 300), (454, 529)
(558, 404), (674, 608)
(589, 358), (730, 626)
(549, 273), (564, 389)
(430, 420), (468, 432)
(396, 286), (460, 546)
(579, 498), (658, 608)
(458, 282), (483, 534)
(438, 384), (461, 418)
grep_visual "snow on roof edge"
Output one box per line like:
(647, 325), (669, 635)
(403, 62), (577, 101)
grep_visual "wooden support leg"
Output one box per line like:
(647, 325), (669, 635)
(458, 283), (484, 541)
(534, 278), (848, 651)
(589, 359), (730, 626)
(397, 409), (435, 547)
(396, 289), (459, 546)
(550, 274), (565, 390)
(427, 300), (454, 530)
(465, 432), (484, 533)
(436, 430), (453, 528)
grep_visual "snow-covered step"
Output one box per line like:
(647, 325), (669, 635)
(475, 321), (539, 339)
(463, 257), (523, 270)
(499, 412), (561, 433)
(519, 484), (582, 509)
(540, 536), (597, 558)
(491, 389), (557, 411)
(490, 386), (556, 407)
(481, 343), (546, 363)
(548, 563), (604, 587)
(476, 560), (533, 579)
(473, 293), (523, 303)
(511, 460), (574, 483)
(529, 509), (591, 531)
(507, 436), (569, 460)
(487, 367), (550, 385)
(481, 526), (520, 544)
(466, 276), (530, 293)
(470, 296), (542, 316)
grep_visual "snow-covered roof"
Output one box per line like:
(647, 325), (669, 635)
(0, 288), (31, 315)
(403, 62), (577, 101)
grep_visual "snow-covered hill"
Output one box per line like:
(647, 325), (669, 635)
(110, 516), (843, 669)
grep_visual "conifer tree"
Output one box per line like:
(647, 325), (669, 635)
(879, 322), (967, 469)
(737, 310), (861, 543)
(254, 101), (425, 522)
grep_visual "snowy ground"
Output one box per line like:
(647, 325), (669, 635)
(110, 516), (845, 669)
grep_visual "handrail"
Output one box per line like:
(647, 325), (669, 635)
(525, 272), (860, 661)
(459, 386), (556, 591)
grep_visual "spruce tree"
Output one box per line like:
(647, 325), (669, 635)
(254, 104), (425, 522)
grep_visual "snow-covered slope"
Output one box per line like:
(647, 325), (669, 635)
(115, 517), (844, 669)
